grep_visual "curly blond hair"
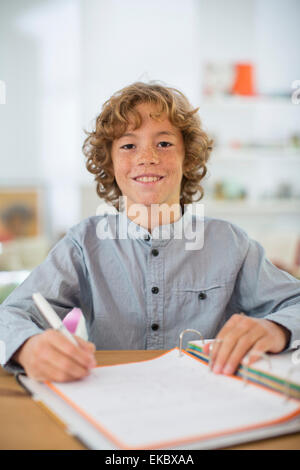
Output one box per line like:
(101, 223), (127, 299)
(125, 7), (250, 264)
(83, 81), (213, 209)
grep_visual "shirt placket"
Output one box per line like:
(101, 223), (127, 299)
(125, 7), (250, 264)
(146, 239), (165, 349)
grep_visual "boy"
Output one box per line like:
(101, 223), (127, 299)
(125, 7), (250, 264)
(0, 82), (299, 382)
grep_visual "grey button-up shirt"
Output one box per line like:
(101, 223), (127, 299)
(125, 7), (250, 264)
(1, 211), (300, 374)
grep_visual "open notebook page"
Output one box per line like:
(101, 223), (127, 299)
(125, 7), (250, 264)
(45, 349), (300, 450)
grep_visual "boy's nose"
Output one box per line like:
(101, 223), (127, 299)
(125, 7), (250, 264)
(137, 147), (159, 165)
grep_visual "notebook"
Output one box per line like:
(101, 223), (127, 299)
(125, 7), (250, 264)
(16, 347), (300, 450)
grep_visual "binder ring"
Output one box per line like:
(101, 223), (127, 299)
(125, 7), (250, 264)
(283, 365), (298, 402)
(179, 329), (204, 356)
(242, 350), (272, 387)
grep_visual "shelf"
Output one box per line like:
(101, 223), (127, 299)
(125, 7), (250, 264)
(203, 199), (300, 216)
(200, 95), (294, 109)
(209, 147), (300, 161)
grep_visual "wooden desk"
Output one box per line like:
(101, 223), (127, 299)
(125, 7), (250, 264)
(1, 350), (300, 450)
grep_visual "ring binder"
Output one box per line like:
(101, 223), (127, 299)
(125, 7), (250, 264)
(16, 348), (300, 450)
(242, 351), (272, 388)
(15, 372), (33, 397)
(208, 339), (223, 371)
(179, 329), (204, 356)
(284, 365), (299, 402)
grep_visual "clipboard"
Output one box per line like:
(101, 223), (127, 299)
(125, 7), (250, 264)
(15, 331), (300, 450)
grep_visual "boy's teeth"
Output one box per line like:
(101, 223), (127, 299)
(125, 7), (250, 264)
(136, 176), (161, 182)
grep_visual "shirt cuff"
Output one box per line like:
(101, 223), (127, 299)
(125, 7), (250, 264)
(264, 304), (300, 351)
(1, 328), (43, 375)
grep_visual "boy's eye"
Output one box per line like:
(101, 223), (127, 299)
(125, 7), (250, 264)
(158, 141), (172, 148)
(120, 144), (135, 150)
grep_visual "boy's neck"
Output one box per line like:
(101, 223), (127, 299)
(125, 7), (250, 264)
(125, 203), (182, 233)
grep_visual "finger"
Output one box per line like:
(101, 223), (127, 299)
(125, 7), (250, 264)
(27, 346), (89, 383)
(221, 326), (265, 375)
(203, 339), (220, 355)
(74, 337), (97, 368)
(245, 337), (272, 367)
(46, 330), (96, 369)
(211, 318), (252, 373)
(206, 339), (223, 370)
(38, 345), (91, 381)
(32, 358), (88, 383)
(210, 314), (245, 365)
(27, 360), (59, 382)
(215, 313), (245, 340)
(74, 336), (96, 353)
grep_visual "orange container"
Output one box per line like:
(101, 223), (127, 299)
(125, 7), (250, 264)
(231, 63), (256, 96)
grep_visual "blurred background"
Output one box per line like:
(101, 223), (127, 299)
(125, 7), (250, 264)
(0, 0), (300, 302)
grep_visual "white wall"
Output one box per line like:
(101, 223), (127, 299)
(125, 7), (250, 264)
(80, 0), (202, 162)
(0, 0), (41, 180)
(0, 0), (83, 237)
(1, 0), (203, 237)
(1, 0), (299, 239)
(255, 0), (300, 94)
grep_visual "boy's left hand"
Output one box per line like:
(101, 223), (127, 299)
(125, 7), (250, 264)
(203, 314), (291, 375)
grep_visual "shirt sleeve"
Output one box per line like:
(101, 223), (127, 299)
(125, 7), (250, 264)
(0, 232), (93, 374)
(228, 236), (300, 350)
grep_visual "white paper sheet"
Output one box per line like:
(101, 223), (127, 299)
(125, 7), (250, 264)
(46, 349), (300, 449)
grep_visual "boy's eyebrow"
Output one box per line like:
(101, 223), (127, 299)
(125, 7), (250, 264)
(119, 130), (177, 139)
(156, 131), (177, 137)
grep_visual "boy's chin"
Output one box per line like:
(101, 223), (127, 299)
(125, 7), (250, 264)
(123, 194), (181, 209)
(131, 198), (171, 208)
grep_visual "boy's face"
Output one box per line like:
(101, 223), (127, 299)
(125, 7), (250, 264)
(111, 102), (185, 210)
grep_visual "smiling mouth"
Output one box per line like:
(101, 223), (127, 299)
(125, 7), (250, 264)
(133, 175), (164, 183)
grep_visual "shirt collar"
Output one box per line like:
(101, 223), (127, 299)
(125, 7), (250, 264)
(117, 206), (202, 245)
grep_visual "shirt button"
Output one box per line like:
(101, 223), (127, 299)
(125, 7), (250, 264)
(151, 323), (159, 331)
(151, 287), (159, 294)
(198, 292), (207, 300)
(151, 249), (159, 256)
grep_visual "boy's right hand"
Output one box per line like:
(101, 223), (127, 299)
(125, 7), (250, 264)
(13, 330), (97, 382)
